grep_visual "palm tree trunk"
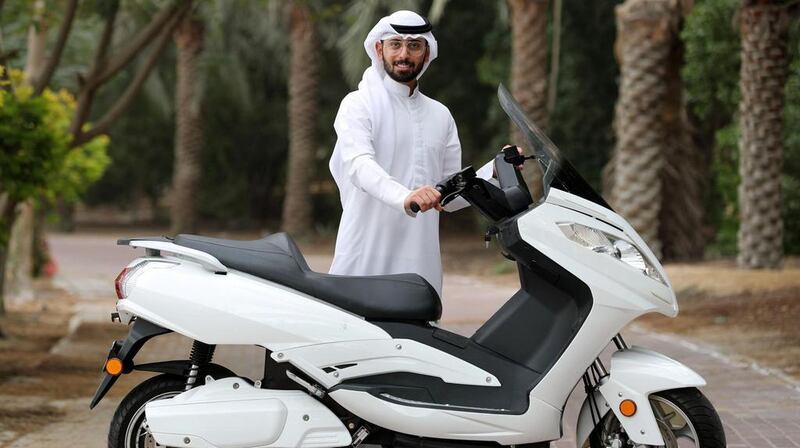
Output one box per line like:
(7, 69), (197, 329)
(658, 3), (706, 261)
(170, 11), (204, 235)
(508, 0), (548, 201)
(281, 1), (318, 237)
(611, 0), (681, 260)
(737, 1), (789, 269)
(659, 104), (707, 261)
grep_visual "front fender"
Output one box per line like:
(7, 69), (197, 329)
(576, 346), (705, 446)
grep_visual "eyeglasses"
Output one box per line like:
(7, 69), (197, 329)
(381, 39), (427, 55)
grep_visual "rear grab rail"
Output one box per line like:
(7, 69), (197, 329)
(119, 237), (228, 274)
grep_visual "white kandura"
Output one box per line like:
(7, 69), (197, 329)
(328, 10), (492, 296)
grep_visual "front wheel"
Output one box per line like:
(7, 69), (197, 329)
(108, 374), (185, 448)
(590, 387), (726, 448)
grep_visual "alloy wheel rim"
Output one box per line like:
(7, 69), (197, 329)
(124, 391), (180, 448)
(650, 395), (700, 448)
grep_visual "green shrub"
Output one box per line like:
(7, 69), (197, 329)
(0, 66), (110, 243)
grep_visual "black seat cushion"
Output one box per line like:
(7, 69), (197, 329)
(173, 233), (442, 322)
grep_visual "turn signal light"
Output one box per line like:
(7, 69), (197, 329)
(105, 358), (124, 376)
(619, 399), (637, 417)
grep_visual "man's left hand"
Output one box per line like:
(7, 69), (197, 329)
(493, 144), (525, 177)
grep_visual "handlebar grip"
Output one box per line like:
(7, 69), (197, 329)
(410, 185), (446, 213)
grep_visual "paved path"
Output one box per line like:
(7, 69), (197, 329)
(7, 232), (800, 447)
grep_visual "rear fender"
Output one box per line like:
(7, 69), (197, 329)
(90, 318), (171, 409)
(89, 319), (240, 410)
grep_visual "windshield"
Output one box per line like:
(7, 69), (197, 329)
(498, 84), (611, 210)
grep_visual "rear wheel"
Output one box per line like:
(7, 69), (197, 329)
(108, 374), (185, 448)
(590, 387), (725, 448)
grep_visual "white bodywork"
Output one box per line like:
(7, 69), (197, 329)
(146, 377), (350, 448)
(116, 187), (703, 447)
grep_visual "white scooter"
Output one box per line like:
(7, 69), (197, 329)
(92, 86), (725, 448)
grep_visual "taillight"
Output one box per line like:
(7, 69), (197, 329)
(115, 262), (147, 300)
(114, 267), (131, 300)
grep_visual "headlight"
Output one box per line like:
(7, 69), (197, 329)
(558, 223), (665, 285)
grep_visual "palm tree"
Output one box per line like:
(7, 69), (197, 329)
(170, 6), (204, 234)
(507, 0), (549, 201)
(281, 0), (318, 237)
(610, 0), (683, 260)
(736, 0), (790, 269)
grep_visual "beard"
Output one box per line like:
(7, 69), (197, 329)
(383, 58), (424, 83)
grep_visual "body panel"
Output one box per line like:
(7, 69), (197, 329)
(272, 339), (500, 389)
(116, 260), (391, 350)
(147, 377), (350, 448)
(329, 388), (563, 444)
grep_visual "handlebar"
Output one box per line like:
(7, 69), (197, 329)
(409, 185), (446, 213)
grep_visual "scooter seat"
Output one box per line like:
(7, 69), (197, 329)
(173, 233), (442, 322)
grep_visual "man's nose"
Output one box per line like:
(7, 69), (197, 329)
(398, 45), (409, 57)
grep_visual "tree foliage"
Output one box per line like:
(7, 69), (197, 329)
(0, 67), (109, 206)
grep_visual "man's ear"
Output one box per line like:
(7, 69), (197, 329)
(375, 41), (383, 60)
(424, 46), (430, 63)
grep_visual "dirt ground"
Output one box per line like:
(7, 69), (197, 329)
(0, 282), (74, 435)
(0, 281), (132, 443)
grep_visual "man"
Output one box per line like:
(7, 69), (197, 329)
(328, 10), (493, 296)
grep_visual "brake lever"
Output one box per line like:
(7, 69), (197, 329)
(411, 166), (476, 213)
(440, 190), (461, 207)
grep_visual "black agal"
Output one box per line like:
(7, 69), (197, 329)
(390, 17), (432, 34)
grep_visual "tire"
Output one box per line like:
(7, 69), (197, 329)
(590, 387), (726, 448)
(651, 388), (726, 448)
(108, 374), (185, 448)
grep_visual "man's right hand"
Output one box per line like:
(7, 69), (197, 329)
(405, 186), (442, 213)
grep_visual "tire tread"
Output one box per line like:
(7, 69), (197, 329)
(654, 387), (727, 448)
(108, 374), (185, 448)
